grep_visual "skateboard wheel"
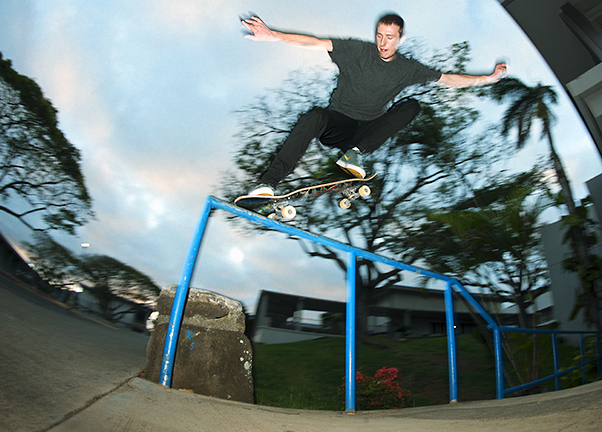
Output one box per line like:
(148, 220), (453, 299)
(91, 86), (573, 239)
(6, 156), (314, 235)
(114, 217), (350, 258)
(267, 213), (277, 220)
(281, 205), (296, 219)
(340, 198), (351, 209)
(358, 185), (371, 197)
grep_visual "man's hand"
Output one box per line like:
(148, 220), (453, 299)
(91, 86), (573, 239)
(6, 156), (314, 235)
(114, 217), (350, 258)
(241, 16), (279, 42)
(240, 15), (333, 51)
(491, 63), (508, 82)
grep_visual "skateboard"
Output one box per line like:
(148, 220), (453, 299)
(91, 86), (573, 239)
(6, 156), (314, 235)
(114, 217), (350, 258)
(234, 174), (377, 220)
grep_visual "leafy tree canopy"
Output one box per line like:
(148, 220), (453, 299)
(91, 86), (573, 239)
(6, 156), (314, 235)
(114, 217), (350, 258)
(405, 173), (552, 327)
(0, 52), (93, 234)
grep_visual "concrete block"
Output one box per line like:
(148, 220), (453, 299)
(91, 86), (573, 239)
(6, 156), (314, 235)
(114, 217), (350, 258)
(145, 286), (253, 403)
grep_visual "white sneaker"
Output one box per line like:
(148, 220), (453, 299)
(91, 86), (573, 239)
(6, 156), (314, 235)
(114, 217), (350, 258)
(248, 184), (275, 197)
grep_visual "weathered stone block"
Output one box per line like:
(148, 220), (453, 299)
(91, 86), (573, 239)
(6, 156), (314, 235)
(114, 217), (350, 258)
(146, 286), (253, 403)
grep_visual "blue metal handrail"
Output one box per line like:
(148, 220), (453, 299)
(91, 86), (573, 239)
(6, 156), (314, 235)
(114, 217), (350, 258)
(491, 326), (602, 397)
(159, 196), (602, 410)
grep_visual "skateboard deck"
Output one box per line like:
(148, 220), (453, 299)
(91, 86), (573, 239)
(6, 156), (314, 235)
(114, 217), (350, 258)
(234, 173), (377, 220)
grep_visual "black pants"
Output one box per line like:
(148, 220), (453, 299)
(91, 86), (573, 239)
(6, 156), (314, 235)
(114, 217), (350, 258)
(261, 98), (421, 186)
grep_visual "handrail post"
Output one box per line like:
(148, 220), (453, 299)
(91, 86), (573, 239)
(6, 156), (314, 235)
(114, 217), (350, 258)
(159, 197), (214, 387)
(345, 251), (357, 412)
(580, 334), (586, 385)
(597, 335), (602, 379)
(552, 333), (561, 391)
(444, 281), (458, 403)
(493, 327), (504, 399)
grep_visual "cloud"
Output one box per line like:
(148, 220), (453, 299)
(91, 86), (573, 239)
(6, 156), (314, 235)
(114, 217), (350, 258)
(146, 0), (241, 38)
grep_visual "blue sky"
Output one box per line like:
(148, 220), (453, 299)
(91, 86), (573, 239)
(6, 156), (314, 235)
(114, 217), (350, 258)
(0, 0), (600, 312)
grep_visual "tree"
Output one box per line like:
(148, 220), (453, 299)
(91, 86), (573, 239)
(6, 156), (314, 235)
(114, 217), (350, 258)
(222, 43), (519, 339)
(0, 52), (93, 234)
(24, 232), (81, 291)
(485, 78), (602, 330)
(408, 176), (551, 328)
(24, 233), (160, 322)
(77, 254), (160, 322)
(405, 176), (555, 389)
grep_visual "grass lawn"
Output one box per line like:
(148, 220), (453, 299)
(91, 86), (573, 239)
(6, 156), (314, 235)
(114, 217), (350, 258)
(252, 332), (592, 411)
(252, 334), (496, 411)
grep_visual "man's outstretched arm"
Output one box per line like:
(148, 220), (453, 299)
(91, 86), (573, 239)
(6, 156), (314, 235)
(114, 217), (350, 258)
(436, 63), (508, 88)
(241, 16), (333, 51)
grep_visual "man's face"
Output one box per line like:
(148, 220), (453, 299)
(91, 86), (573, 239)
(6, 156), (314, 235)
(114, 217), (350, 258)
(375, 23), (405, 61)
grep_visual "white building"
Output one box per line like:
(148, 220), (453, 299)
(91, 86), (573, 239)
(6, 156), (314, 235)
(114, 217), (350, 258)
(251, 287), (519, 344)
(540, 174), (602, 333)
(77, 283), (154, 332)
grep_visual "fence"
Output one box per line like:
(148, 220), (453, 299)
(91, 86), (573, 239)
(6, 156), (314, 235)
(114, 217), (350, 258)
(159, 196), (602, 411)
(493, 326), (601, 397)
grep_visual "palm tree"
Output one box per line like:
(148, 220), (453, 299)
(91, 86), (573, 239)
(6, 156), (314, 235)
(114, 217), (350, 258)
(487, 78), (601, 330)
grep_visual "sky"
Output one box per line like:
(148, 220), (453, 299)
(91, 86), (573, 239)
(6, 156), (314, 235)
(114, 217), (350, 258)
(0, 0), (600, 313)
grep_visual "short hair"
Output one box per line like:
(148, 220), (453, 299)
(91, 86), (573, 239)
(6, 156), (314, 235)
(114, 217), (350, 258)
(377, 13), (404, 36)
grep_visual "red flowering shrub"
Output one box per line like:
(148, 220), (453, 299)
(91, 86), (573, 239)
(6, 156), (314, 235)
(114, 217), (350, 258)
(342, 367), (412, 410)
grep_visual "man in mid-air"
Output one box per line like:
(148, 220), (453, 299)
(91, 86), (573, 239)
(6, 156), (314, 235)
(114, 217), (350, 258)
(242, 14), (507, 196)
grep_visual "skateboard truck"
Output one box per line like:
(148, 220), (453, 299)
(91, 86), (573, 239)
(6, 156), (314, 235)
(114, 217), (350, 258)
(267, 203), (296, 220)
(340, 185), (371, 209)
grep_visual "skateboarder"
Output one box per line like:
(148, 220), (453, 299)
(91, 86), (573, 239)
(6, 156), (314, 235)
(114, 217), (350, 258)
(242, 13), (507, 197)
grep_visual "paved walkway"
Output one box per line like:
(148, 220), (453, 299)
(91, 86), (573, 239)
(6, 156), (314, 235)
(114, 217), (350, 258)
(1, 276), (601, 432)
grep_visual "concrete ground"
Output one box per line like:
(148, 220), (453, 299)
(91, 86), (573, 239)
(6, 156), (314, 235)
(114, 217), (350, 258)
(1, 274), (601, 432)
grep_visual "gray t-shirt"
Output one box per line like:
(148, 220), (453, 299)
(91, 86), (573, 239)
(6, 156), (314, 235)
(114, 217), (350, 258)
(328, 38), (442, 121)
